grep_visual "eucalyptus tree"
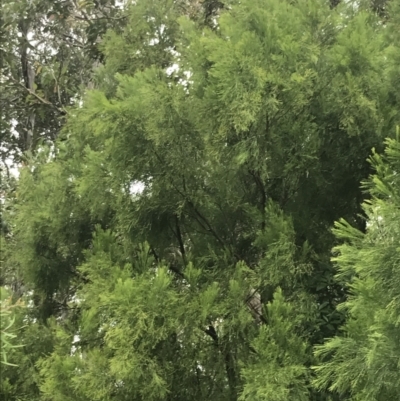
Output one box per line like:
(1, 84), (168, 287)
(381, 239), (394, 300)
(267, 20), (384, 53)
(0, 0), (129, 163)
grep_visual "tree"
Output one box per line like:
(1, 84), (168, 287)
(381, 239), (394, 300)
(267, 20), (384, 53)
(3, 0), (400, 400)
(314, 131), (400, 400)
(0, 0), (129, 163)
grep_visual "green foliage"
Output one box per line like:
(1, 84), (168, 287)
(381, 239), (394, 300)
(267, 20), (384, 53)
(1, 311), (54, 401)
(0, 287), (23, 366)
(240, 289), (310, 401)
(3, 0), (400, 400)
(314, 134), (400, 400)
(34, 222), (310, 400)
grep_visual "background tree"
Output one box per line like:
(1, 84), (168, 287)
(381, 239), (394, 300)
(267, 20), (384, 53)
(0, 0), (129, 162)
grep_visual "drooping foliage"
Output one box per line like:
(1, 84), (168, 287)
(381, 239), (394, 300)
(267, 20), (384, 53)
(2, 0), (400, 400)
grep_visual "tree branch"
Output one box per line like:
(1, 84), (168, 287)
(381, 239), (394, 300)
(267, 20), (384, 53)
(152, 148), (225, 247)
(7, 75), (67, 115)
(248, 169), (267, 231)
(175, 214), (187, 265)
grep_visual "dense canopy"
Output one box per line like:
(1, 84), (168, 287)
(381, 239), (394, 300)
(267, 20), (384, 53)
(1, 0), (400, 400)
